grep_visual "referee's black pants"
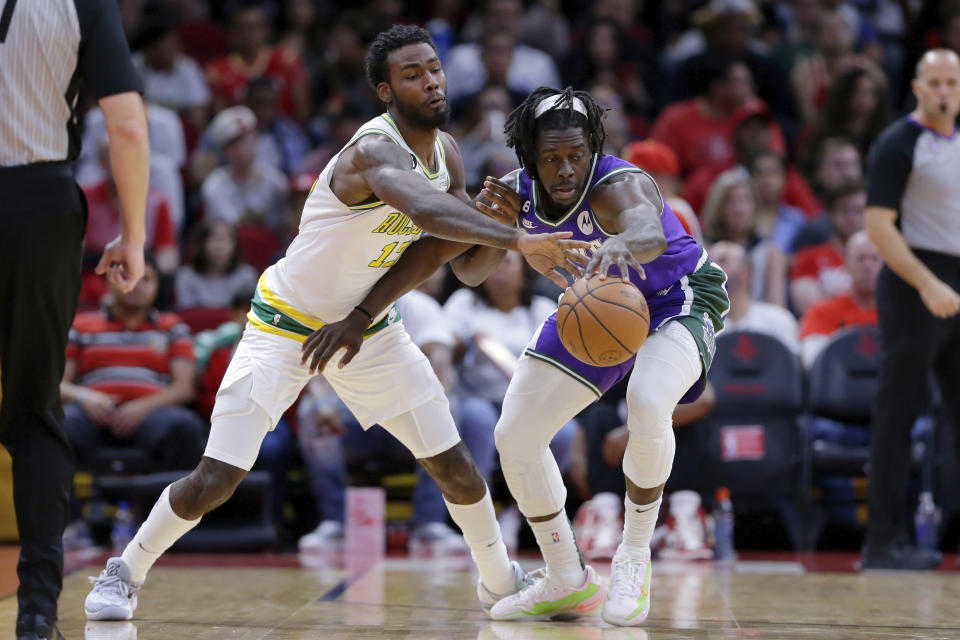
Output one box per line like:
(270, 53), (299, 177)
(867, 252), (960, 550)
(0, 163), (84, 628)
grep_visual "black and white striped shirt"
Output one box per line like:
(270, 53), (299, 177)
(0, 0), (141, 167)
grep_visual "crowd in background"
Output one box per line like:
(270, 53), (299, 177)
(62, 0), (958, 555)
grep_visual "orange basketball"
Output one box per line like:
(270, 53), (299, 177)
(557, 277), (650, 366)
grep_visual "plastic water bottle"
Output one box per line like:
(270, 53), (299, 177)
(712, 487), (735, 563)
(915, 491), (941, 551)
(111, 501), (135, 554)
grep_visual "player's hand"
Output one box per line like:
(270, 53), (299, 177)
(81, 389), (117, 425)
(920, 277), (960, 318)
(517, 231), (593, 289)
(585, 236), (646, 281)
(475, 176), (522, 226)
(301, 309), (368, 373)
(96, 234), (145, 293)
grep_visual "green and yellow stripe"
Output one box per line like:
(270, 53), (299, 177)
(246, 276), (398, 343)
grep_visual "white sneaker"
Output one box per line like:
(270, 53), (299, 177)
(297, 520), (344, 552)
(477, 560), (534, 613)
(85, 558), (141, 621)
(408, 522), (469, 554)
(602, 548), (652, 626)
(489, 565), (604, 621)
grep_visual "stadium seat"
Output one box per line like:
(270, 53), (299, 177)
(800, 325), (933, 549)
(696, 330), (804, 544)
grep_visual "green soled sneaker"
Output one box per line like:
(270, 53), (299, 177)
(488, 565), (604, 621)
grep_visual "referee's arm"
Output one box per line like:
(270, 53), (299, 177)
(96, 93), (148, 292)
(79, 0), (149, 292)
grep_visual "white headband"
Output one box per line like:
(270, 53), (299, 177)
(534, 94), (587, 119)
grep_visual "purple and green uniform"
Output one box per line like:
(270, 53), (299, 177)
(510, 154), (729, 403)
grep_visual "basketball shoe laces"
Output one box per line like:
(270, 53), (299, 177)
(515, 568), (585, 610)
(88, 564), (138, 602)
(609, 555), (645, 602)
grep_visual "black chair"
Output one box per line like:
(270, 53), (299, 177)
(697, 330), (804, 543)
(800, 325), (933, 549)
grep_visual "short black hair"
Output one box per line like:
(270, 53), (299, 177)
(689, 56), (741, 98)
(365, 25), (438, 90)
(504, 86), (606, 182)
(824, 179), (866, 211)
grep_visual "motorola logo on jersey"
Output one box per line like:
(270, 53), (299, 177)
(577, 210), (594, 235)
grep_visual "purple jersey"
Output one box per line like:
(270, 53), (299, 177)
(512, 154), (724, 403)
(513, 154), (703, 297)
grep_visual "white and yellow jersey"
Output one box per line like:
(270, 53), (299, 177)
(258, 113), (451, 331)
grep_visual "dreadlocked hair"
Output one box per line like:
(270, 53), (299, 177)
(504, 86), (606, 183)
(365, 25), (438, 90)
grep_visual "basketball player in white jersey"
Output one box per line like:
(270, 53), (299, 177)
(84, 25), (589, 621)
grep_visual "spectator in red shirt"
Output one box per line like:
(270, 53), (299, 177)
(83, 138), (179, 270)
(790, 179), (866, 314)
(204, 4), (310, 122)
(799, 231), (881, 367)
(681, 99), (818, 216)
(650, 58), (776, 178)
(80, 137), (180, 309)
(60, 257), (206, 471)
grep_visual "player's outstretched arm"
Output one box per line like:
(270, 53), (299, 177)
(353, 137), (588, 286)
(354, 137), (589, 277)
(584, 172), (668, 280)
(438, 133), (522, 285)
(356, 136), (520, 248)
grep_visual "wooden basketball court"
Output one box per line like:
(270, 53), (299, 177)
(2, 548), (958, 638)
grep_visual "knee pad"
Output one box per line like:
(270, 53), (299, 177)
(622, 389), (677, 489)
(495, 420), (567, 517)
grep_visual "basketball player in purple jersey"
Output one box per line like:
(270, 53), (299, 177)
(302, 87), (729, 626)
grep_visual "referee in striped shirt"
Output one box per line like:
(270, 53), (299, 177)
(0, 2), (148, 638)
(862, 49), (960, 571)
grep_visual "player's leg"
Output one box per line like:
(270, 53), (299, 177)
(488, 357), (603, 621)
(85, 327), (311, 620)
(322, 324), (527, 610)
(409, 394), (499, 551)
(381, 398), (527, 606)
(603, 320), (702, 626)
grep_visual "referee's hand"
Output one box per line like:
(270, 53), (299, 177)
(920, 277), (960, 319)
(96, 235), (145, 293)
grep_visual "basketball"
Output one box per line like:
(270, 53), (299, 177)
(557, 277), (650, 366)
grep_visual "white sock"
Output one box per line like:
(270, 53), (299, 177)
(121, 485), (201, 583)
(529, 511), (585, 587)
(619, 494), (661, 557)
(444, 490), (515, 595)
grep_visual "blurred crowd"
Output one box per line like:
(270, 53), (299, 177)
(63, 0), (957, 555)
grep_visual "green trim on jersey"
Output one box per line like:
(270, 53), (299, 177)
(250, 287), (400, 339)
